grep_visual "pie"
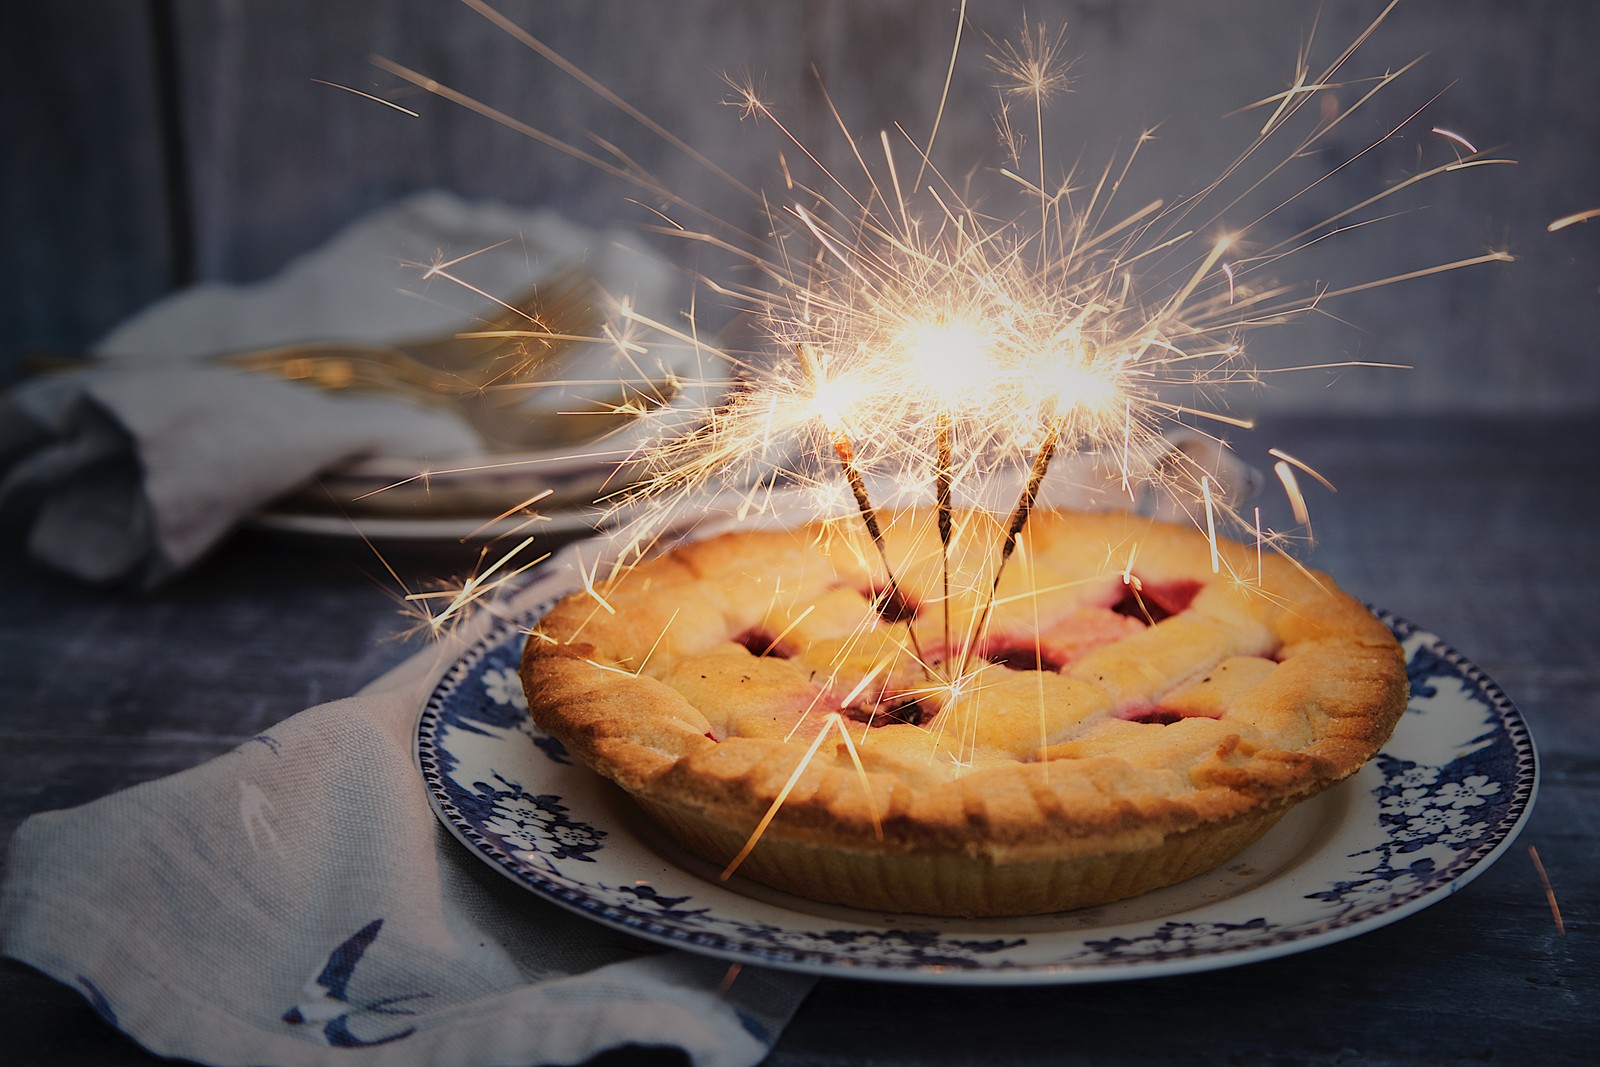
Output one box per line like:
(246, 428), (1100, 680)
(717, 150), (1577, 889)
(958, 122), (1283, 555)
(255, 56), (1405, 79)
(519, 508), (1407, 917)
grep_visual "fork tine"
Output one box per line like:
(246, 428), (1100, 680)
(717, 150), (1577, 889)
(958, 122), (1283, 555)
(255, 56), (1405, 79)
(398, 268), (594, 375)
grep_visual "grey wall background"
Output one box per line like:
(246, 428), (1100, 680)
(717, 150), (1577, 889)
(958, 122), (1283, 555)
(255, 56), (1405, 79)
(3, 0), (1596, 414)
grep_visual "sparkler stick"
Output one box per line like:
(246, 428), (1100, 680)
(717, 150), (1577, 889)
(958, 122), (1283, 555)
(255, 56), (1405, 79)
(795, 344), (921, 659)
(958, 415), (1063, 677)
(935, 408), (954, 661)
(835, 436), (889, 557)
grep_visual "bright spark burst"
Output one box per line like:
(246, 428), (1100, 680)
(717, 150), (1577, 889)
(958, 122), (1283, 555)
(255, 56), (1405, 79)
(721, 72), (770, 122)
(601, 1), (1512, 585)
(988, 16), (1074, 102)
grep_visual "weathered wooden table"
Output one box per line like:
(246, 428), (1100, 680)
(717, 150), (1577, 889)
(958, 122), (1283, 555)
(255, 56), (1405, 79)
(2, 414), (1593, 1065)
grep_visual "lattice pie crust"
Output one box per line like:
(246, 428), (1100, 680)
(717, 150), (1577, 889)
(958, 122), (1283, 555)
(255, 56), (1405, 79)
(521, 509), (1407, 916)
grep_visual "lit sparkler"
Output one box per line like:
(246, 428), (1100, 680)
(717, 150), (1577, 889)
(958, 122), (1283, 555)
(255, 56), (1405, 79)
(793, 342), (897, 598)
(367, 0), (1512, 768)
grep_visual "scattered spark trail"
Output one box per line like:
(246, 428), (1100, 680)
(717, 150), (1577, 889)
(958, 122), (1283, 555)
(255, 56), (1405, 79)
(310, 78), (420, 117)
(1528, 845), (1565, 935)
(1548, 207), (1600, 232)
(1202, 475), (1221, 573)
(722, 712), (856, 878)
(1254, 506), (1264, 584)
(1430, 126), (1478, 154)
(1275, 461), (1312, 533)
(346, 0), (1512, 705)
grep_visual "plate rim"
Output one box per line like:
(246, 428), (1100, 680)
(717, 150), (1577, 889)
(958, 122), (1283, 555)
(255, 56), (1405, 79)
(416, 602), (1538, 985)
(250, 506), (605, 542)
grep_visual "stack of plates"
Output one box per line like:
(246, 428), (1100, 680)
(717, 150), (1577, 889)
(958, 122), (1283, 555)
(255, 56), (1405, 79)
(251, 443), (635, 541)
(247, 367), (722, 540)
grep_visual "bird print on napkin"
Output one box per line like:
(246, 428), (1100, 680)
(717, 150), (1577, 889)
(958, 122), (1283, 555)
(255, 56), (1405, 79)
(282, 919), (428, 1048)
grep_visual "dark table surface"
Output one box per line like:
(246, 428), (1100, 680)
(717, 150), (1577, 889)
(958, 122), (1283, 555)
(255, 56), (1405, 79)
(2, 413), (1594, 1065)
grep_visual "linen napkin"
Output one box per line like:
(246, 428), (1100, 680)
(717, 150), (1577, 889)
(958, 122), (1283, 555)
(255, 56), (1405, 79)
(0, 544), (815, 1067)
(0, 191), (688, 587)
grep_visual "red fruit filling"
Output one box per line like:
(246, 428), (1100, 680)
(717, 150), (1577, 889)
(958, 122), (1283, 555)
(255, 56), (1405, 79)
(980, 642), (1065, 673)
(869, 583), (921, 624)
(1118, 705), (1222, 725)
(1111, 577), (1204, 625)
(1029, 609), (1147, 670)
(844, 693), (935, 728)
(735, 628), (791, 659)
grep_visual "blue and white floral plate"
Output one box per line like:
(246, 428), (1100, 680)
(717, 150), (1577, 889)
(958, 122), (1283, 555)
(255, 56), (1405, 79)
(416, 605), (1536, 984)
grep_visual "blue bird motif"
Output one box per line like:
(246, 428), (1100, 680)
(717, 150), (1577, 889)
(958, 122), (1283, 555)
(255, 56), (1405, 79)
(282, 919), (427, 1048)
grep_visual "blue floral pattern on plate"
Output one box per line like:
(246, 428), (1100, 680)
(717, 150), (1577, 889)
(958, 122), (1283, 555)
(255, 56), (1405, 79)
(416, 602), (1536, 984)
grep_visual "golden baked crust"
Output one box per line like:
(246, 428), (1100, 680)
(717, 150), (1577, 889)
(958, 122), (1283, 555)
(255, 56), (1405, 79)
(520, 508), (1407, 916)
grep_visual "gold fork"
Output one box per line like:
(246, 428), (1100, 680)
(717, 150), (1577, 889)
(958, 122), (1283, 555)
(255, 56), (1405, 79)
(220, 339), (678, 451)
(221, 270), (600, 394)
(27, 270), (676, 451)
(218, 276), (677, 448)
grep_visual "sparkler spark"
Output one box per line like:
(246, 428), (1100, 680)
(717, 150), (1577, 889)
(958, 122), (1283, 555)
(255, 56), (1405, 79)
(310, 78), (420, 117)
(989, 16), (1074, 103)
(1527, 845), (1566, 935)
(1274, 461), (1312, 532)
(721, 711), (871, 879)
(1548, 207), (1600, 233)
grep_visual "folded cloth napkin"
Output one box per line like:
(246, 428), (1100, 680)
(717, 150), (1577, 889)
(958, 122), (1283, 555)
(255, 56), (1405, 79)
(0, 191), (688, 587)
(0, 544), (815, 1067)
(0, 367), (482, 584)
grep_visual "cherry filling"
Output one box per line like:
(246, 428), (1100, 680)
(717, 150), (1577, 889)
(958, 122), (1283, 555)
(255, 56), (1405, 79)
(844, 694), (935, 728)
(1119, 706), (1185, 725)
(1118, 705), (1222, 725)
(869, 583), (921, 624)
(1111, 577), (1204, 625)
(980, 641), (1066, 673)
(741, 574), (1223, 737)
(735, 629), (791, 659)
